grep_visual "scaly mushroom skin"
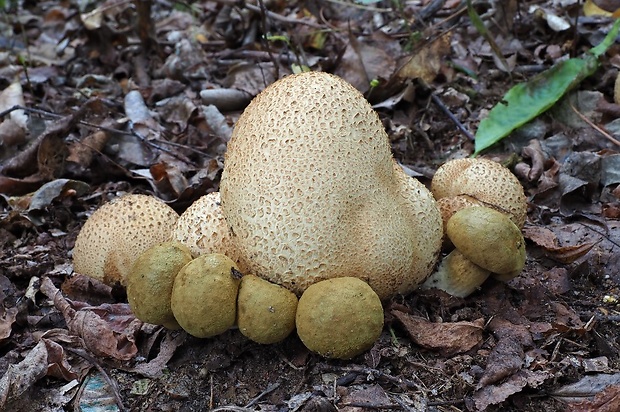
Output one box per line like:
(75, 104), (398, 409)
(431, 158), (527, 229)
(220, 72), (442, 299)
(73, 194), (179, 285)
(170, 192), (246, 270)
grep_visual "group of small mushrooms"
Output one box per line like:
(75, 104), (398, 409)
(72, 72), (528, 359)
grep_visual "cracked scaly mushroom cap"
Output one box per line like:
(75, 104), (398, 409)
(431, 158), (527, 229)
(170, 192), (245, 270)
(220, 72), (442, 299)
(73, 194), (179, 285)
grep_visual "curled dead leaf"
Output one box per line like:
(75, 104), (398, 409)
(392, 310), (484, 357)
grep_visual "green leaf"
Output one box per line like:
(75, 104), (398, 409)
(473, 18), (620, 156)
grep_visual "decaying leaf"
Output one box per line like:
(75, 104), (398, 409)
(565, 384), (620, 412)
(394, 32), (451, 84)
(40, 277), (142, 361)
(472, 369), (550, 411)
(550, 372), (620, 403)
(392, 310), (484, 356)
(523, 225), (596, 264)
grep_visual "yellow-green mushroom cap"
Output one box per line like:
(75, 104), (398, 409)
(237, 275), (298, 344)
(171, 253), (241, 338)
(126, 241), (193, 329)
(447, 207), (526, 275)
(295, 277), (384, 359)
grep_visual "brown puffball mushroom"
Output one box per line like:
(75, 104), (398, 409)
(126, 242), (193, 329)
(431, 158), (527, 230)
(237, 275), (298, 344)
(170, 192), (245, 270)
(73, 194), (179, 285)
(421, 249), (491, 298)
(220, 72), (442, 299)
(170, 253), (241, 338)
(295, 277), (384, 359)
(447, 207), (526, 276)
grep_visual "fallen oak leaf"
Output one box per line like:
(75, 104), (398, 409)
(40, 277), (142, 361)
(522, 225), (596, 264)
(392, 310), (484, 356)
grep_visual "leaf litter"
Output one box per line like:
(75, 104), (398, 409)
(1, 0), (620, 411)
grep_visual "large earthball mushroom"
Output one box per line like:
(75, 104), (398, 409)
(220, 72), (443, 299)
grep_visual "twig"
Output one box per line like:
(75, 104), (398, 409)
(244, 3), (325, 29)
(0, 104), (212, 159)
(257, 0), (280, 80)
(430, 93), (476, 141)
(318, 363), (425, 390)
(569, 103), (620, 147)
(341, 402), (401, 409)
(245, 381), (280, 407)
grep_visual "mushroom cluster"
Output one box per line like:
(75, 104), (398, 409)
(422, 158), (527, 297)
(219, 71), (443, 300)
(72, 73), (529, 359)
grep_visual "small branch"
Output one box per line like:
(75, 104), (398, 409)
(430, 93), (476, 141)
(570, 103), (620, 147)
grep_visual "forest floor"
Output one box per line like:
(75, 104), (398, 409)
(1, 0), (620, 411)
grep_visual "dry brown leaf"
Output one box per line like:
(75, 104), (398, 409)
(129, 330), (186, 379)
(340, 384), (392, 409)
(568, 384), (620, 412)
(551, 372), (620, 403)
(523, 225), (595, 264)
(395, 32), (451, 84)
(0, 306), (17, 341)
(472, 369), (550, 411)
(0, 340), (48, 407)
(478, 335), (524, 388)
(40, 277), (142, 361)
(392, 310), (484, 356)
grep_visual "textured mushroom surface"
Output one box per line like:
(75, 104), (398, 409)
(237, 274), (298, 344)
(431, 158), (527, 228)
(447, 206), (526, 275)
(296, 277), (384, 359)
(171, 192), (244, 269)
(220, 72), (442, 299)
(73, 194), (179, 285)
(126, 241), (193, 329)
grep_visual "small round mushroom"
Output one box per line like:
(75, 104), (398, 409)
(126, 241), (193, 329)
(170, 192), (245, 270)
(236, 274), (298, 344)
(73, 194), (179, 285)
(431, 158), (527, 230)
(220, 72), (442, 299)
(170, 253), (241, 338)
(447, 206), (526, 276)
(295, 277), (384, 359)
(421, 249), (491, 298)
